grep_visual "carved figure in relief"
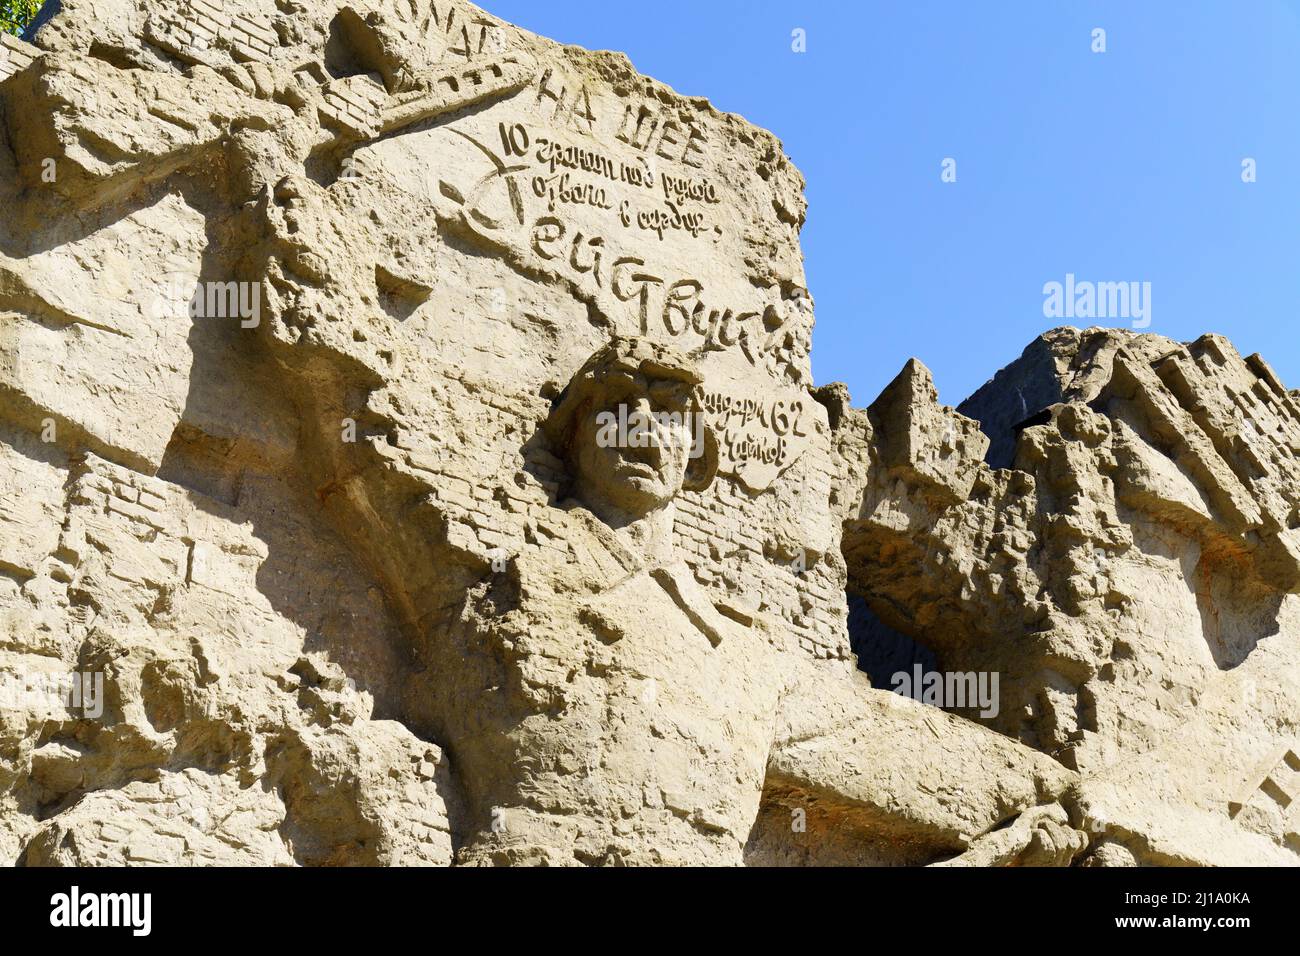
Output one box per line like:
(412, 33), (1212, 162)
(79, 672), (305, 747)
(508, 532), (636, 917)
(404, 337), (1076, 865)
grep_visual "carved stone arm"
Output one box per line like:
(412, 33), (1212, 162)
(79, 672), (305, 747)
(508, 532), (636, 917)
(765, 663), (1081, 863)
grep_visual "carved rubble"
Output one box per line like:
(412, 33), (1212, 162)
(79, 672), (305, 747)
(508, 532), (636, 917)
(834, 328), (1300, 864)
(0, 1), (1294, 866)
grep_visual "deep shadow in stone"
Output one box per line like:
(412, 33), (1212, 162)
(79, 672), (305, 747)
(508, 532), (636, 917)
(846, 591), (938, 689)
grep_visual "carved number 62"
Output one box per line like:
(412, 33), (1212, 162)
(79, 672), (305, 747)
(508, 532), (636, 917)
(771, 400), (808, 438)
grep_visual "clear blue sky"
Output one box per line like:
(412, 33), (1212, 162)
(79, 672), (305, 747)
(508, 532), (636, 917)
(487, 0), (1300, 408)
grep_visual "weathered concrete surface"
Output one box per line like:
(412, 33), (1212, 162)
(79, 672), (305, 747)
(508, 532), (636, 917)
(835, 328), (1300, 865)
(0, 2), (1293, 866)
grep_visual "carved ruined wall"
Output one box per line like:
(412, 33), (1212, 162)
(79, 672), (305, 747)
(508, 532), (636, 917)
(0, 0), (1295, 867)
(833, 329), (1300, 864)
(180, 0), (830, 656)
(0, 0), (857, 866)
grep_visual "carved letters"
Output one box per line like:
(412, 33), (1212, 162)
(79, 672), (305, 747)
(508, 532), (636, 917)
(443, 120), (795, 377)
(700, 389), (814, 492)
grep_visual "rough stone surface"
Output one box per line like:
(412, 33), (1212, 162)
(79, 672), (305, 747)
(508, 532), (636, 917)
(836, 328), (1300, 865)
(0, 1), (1294, 866)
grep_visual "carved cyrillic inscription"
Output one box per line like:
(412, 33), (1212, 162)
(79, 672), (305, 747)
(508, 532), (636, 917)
(616, 103), (708, 168)
(701, 389), (814, 491)
(499, 122), (721, 240)
(534, 67), (599, 134)
(441, 119), (801, 378)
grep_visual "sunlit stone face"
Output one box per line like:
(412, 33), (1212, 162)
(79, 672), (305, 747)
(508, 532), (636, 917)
(570, 369), (697, 519)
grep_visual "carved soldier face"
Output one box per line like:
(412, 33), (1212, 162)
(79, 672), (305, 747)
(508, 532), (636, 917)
(545, 337), (717, 522)
(571, 369), (699, 518)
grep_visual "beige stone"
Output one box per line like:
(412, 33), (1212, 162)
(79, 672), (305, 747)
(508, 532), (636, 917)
(0, 1), (1292, 867)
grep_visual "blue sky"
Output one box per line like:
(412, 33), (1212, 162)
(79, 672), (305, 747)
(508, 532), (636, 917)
(487, 0), (1300, 407)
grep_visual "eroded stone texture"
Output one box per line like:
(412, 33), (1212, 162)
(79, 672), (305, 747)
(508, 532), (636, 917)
(0, 1), (1292, 867)
(834, 328), (1300, 865)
